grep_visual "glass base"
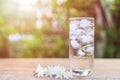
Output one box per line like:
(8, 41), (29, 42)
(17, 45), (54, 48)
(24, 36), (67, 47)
(71, 69), (93, 76)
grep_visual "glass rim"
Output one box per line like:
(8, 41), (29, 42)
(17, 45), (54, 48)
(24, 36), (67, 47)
(70, 17), (94, 20)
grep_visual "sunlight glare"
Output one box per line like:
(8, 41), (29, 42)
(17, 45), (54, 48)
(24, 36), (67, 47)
(36, 20), (43, 29)
(18, 0), (37, 12)
(41, 0), (49, 5)
(57, 0), (67, 5)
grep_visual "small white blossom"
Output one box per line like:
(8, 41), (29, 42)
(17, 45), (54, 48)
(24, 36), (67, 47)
(35, 64), (74, 79)
(47, 66), (56, 77)
(54, 65), (65, 79)
(36, 64), (46, 77)
(63, 71), (74, 79)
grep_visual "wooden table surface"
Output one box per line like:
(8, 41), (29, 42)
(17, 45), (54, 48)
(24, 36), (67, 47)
(0, 58), (120, 80)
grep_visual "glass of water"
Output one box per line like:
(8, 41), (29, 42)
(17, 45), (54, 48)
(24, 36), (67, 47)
(69, 17), (94, 76)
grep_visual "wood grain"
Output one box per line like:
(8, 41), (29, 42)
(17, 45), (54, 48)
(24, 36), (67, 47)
(0, 58), (120, 80)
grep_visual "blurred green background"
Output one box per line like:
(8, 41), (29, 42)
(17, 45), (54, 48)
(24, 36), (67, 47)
(0, 0), (120, 58)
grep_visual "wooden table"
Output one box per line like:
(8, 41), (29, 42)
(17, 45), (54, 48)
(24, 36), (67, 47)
(0, 58), (120, 80)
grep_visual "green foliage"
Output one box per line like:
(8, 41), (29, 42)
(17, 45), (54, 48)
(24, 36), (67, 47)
(0, 0), (96, 58)
(104, 28), (119, 58)
(115, 0), (120, 3)
(110, 0), (120, 16)
(22, 35), (68, 58)
(104, 45), (116, 58)
(102, 0), (120, 58)
(106, 27), (117, 40)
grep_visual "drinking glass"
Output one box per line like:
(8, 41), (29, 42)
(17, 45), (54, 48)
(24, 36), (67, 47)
(69, 17), (94, 76)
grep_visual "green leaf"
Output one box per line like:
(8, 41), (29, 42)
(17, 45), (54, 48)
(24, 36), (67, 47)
(104, 45), (116, 58)
(106, 28), (117, 40)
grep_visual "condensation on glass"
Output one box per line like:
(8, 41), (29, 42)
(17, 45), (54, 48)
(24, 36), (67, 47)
(69, 17), (94, 76)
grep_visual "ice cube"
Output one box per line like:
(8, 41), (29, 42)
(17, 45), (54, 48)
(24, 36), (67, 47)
(81, 35), (93, 44)
(71, 40), (81, 49)
(70, 29), (83, 37)
(76, 29), (84, 35)
(77, 49), (85, 56)
(91, 23), (94, 27)
(80, 19), (91, 28)
(88, 30), (94, 36)
(70, 30), (76, 35)
(70, 34), (77, 40)
(86, 47), (94, 55)
(76, 29), (83, 36)
(70, 23), (78, 31)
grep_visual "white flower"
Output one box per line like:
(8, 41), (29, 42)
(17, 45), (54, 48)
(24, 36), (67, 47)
(63, 71), (74, 79)
(47, 66), (56, 77)
(35, 64), (74, 79)
(54, 65), (65, 79)
(36, 64), (46, 77)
